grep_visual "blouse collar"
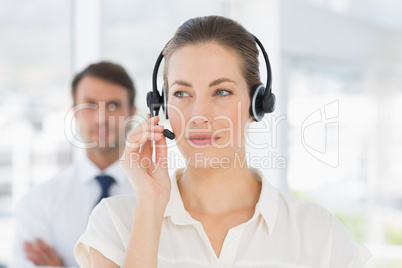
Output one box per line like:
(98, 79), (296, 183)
(164, 167), (279, 235)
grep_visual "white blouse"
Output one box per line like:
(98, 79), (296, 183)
(74, 168), (372, 268)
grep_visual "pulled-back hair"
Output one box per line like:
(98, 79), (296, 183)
(163, 15), (261, 93)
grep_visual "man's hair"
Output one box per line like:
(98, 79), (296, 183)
(71, 61), (136, 108)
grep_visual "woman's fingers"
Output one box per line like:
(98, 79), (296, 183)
(130, 115), (162, 138)
(126, 116), (163, 151)
(123, 114), (169, 173)
(139, 139), (153, 159)
(121, 114), (171, 203)
(125, 131), (165, 164)
(154, 132), (168, 172)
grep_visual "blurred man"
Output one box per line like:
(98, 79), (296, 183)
(11, 62), (137, 267)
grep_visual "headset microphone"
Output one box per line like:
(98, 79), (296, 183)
(162, 129), (175, 140)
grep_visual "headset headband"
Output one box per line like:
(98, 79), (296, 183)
(253, 36), (272, 96)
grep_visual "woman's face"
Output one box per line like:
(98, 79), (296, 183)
(167, 42), (252, 168)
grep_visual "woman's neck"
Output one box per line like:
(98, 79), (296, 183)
(177, 152), (262, 217)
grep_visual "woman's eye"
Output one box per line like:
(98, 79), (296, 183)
(215, 89), (232, 96)
(172, 91), (189, 98)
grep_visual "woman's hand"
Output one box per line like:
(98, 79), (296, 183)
(121, 114), (171, 207)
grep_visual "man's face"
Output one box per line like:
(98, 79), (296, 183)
(73, 76), (135, 151)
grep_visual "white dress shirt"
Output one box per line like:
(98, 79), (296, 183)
(74, 168), (372, 268)
(11, 152), (134, 268)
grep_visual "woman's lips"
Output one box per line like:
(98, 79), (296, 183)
(187, 134), (220, 146)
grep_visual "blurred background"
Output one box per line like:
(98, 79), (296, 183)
(0, 0), (401, 267)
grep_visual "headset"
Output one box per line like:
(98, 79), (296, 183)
(146, 35), (276, 140)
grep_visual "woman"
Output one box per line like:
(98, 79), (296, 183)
(75, 16), (371, 267)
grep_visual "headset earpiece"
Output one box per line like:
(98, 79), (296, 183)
(147, 84), (168, 119)
(250, 84), (266, 122)
(249, 84), (276, 122)
(263, 90), (276, 114)
(147, 89), (161, 117)
(249, 86), (276, 122)
(249, 36), (276, 122)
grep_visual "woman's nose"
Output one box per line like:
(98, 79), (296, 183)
(190, 115), (209, 126)
(190, 99), (211, 126)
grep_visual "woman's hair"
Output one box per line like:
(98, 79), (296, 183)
(163, 15), (261, 94)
